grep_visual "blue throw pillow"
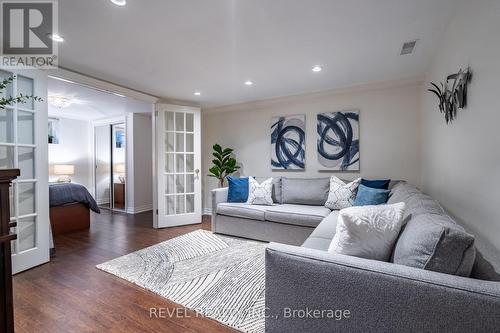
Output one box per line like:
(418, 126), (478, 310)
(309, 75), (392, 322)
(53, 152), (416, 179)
(227, 177), (249, 203)
(361, 178), (391, 190)
(353, 184), (390, 206)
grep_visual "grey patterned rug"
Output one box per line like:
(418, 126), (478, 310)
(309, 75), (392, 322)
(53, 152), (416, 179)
(96, 230), (266, 333)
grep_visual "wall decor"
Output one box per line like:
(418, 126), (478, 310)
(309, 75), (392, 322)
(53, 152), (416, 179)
(317, 110), (359, 171)
(48, 118), (60, 144)
(428, 67), (471, 124)
(271, 115), (305, 170)
(115, 128), (125, 148)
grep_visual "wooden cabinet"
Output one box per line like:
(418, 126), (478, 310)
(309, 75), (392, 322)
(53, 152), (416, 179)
(114, 183), (125, 209)
(0, 169), (19, 333)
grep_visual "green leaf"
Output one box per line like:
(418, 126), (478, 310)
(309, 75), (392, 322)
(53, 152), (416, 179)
(212, 159), (222, 168)
(213, 144), (223, 154)
(213, 152), (223, 160)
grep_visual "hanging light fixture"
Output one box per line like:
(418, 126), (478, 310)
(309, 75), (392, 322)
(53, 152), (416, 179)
(48, 95), (73, 108)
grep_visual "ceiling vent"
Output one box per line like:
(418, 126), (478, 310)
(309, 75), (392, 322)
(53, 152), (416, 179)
(400, 39), (418, 55)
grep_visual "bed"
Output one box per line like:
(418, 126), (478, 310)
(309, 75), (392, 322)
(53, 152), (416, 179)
(49, 183), (100, 236)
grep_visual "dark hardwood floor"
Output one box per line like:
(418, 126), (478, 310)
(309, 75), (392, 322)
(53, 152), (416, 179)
(13, 211), (238, 333)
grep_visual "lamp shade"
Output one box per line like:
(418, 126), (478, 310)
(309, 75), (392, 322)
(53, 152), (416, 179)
(114, 163), (126, 173)
(53, 164), (75, 175)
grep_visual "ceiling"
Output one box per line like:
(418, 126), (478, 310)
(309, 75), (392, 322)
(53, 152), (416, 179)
(58, 0), (457, 108)
(48, 77), (149, 121)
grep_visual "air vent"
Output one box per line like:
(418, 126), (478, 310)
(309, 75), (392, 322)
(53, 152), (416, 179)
(400, 39), (418, 55)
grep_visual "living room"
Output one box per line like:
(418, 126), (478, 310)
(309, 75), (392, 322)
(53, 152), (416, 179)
(0, 0), (499, 332)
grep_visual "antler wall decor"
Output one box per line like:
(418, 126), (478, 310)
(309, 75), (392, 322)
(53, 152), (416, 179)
(428, 67), (471, 124)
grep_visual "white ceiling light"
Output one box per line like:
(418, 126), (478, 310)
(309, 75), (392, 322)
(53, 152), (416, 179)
(112, 92), (126, 98)
(48, 95), (73, 109)
(193, 91), (201, 96)
(244, 80), (254, 86)
(312, 65), (323, 72)
(48, 34), (64, 42)
(110, 0), (126, 6)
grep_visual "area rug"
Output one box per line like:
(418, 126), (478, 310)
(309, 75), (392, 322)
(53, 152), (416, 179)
(96, 230), (266, 333)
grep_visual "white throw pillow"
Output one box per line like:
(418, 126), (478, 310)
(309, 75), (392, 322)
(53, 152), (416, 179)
(328, 202), (406, 261)
(247, 177), (274, 205)
(325, 176), (361, 210)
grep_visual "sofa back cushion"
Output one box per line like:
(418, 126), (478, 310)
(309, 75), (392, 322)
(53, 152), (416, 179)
(254, 177), (282, 203)
(282, 177), (329, 206)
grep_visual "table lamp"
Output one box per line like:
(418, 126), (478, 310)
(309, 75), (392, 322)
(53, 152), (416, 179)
(53, 164), (75, 183)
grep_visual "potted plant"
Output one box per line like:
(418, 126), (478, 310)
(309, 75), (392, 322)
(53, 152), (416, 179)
(208, 144), (240, 187)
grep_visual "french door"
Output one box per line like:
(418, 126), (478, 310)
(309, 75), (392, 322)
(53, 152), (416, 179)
(0, 68), (49, 274)
(155, 104), (201, 228)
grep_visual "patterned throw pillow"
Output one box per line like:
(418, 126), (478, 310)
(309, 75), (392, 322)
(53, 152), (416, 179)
(247, 177), (274, 205)
(325, 176), (361, 210)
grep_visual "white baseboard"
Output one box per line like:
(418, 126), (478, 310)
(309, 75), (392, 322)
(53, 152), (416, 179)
(203, 208), (212, 215)
(126, 204), (153, 214)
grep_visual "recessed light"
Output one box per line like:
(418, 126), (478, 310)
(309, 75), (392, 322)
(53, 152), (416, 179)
(110, 0), (126, 6)
(112, 92), (126, 98)
(193, 91), (201, 96)
(312, 65), (323, 72)
(244, 80), (254, 86)
(48, 34), (64, 42)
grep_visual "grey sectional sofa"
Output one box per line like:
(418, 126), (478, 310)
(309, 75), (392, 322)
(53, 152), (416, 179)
(211, 177), (500, 332)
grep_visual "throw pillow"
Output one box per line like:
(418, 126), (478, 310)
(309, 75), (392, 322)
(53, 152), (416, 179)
(328, 202), (406, 261)
(361, 178), (391, 190)
(353, 184), (390, 206)
(247, 177), (274, 205)
(324, 176), (361, 210)
(227, 176), (249, 203)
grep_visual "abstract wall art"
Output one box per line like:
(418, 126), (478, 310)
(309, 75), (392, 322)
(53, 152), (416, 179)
(317, 110), (359, 171)
(271, 115), (305, 170)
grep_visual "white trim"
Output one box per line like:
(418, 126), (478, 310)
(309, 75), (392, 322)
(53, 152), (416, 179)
(45, 67), (159, 104)
(126, 204), (153, 214)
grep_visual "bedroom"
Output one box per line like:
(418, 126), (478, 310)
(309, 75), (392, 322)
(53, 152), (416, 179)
(45, 75), (154, 252)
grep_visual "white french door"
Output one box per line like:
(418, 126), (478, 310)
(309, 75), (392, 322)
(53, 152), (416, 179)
(155, 104), (201, 228)
(0, 68), (49, 274)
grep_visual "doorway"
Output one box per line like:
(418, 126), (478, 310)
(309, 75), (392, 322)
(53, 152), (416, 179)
(94, 122), (126, 212)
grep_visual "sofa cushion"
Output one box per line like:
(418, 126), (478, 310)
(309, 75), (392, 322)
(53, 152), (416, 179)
(388, 182), (444, 218)
(392, 213), (476, 277)
(227, 176), (249, 203)
(325, 176), (361, 210)
(255, 176), (282, 204)
(265, 204), (331, 228)
(302, 211), (339, 251)
(361, 178), (391, 190)
(282, 177), (329, 205)
(353, 184), (390, 206)
(216, 202), (271, 221)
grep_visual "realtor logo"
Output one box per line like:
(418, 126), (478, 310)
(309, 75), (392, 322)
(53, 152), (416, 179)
(1, 0), (58, 68)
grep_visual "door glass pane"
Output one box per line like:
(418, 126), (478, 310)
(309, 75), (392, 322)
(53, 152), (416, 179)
(0, 109), (14, 143)
(175, 113), (184, 131)
(165, 132), (174, 152)
(165, 112), (174, 131)
(0, 145), (14, 169)
(18, 147), (35, 179)
(186, 174), (194, 193)
(17, 76), (34, 110)
(165, 174), (175, 194)
(18, 182), (35, 216)
(176, 154), (184, 173)
(9, 185), (15, 218)
(186, 133), (193, 152)
(176, 195), (185, 214)
(165, 153), (174, 173)
(186, 113), (194, 132)
(186, 154), (194, 172)
(18, 111), (34, 144)
(10, 227), (16, 254)
(175, 133), (184, 152)
(186, 194), (194, 213)
(175, 174), (185, 193)
(166, 196), (175, 215)
(18, 216), (36, 252)
(0, 70), (13, 103)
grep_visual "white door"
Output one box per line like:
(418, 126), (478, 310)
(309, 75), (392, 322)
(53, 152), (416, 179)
(0, 68), (49, 274)
(155, 104), (201, 228)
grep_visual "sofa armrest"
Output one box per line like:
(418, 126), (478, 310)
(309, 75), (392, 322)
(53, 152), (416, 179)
(266, 243), (500, 333)
(211, 187), (228, 232)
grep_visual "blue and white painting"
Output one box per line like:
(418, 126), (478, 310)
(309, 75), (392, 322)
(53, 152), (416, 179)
(317, 111), (359, 171)
(271, 115), (305, 170)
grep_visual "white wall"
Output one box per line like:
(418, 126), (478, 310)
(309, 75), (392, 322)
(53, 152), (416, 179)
(202, 80), (422, 210)
(420, 0), (500, 267)
(125, 113), (153, 213)
(48, 117), (92, 188)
